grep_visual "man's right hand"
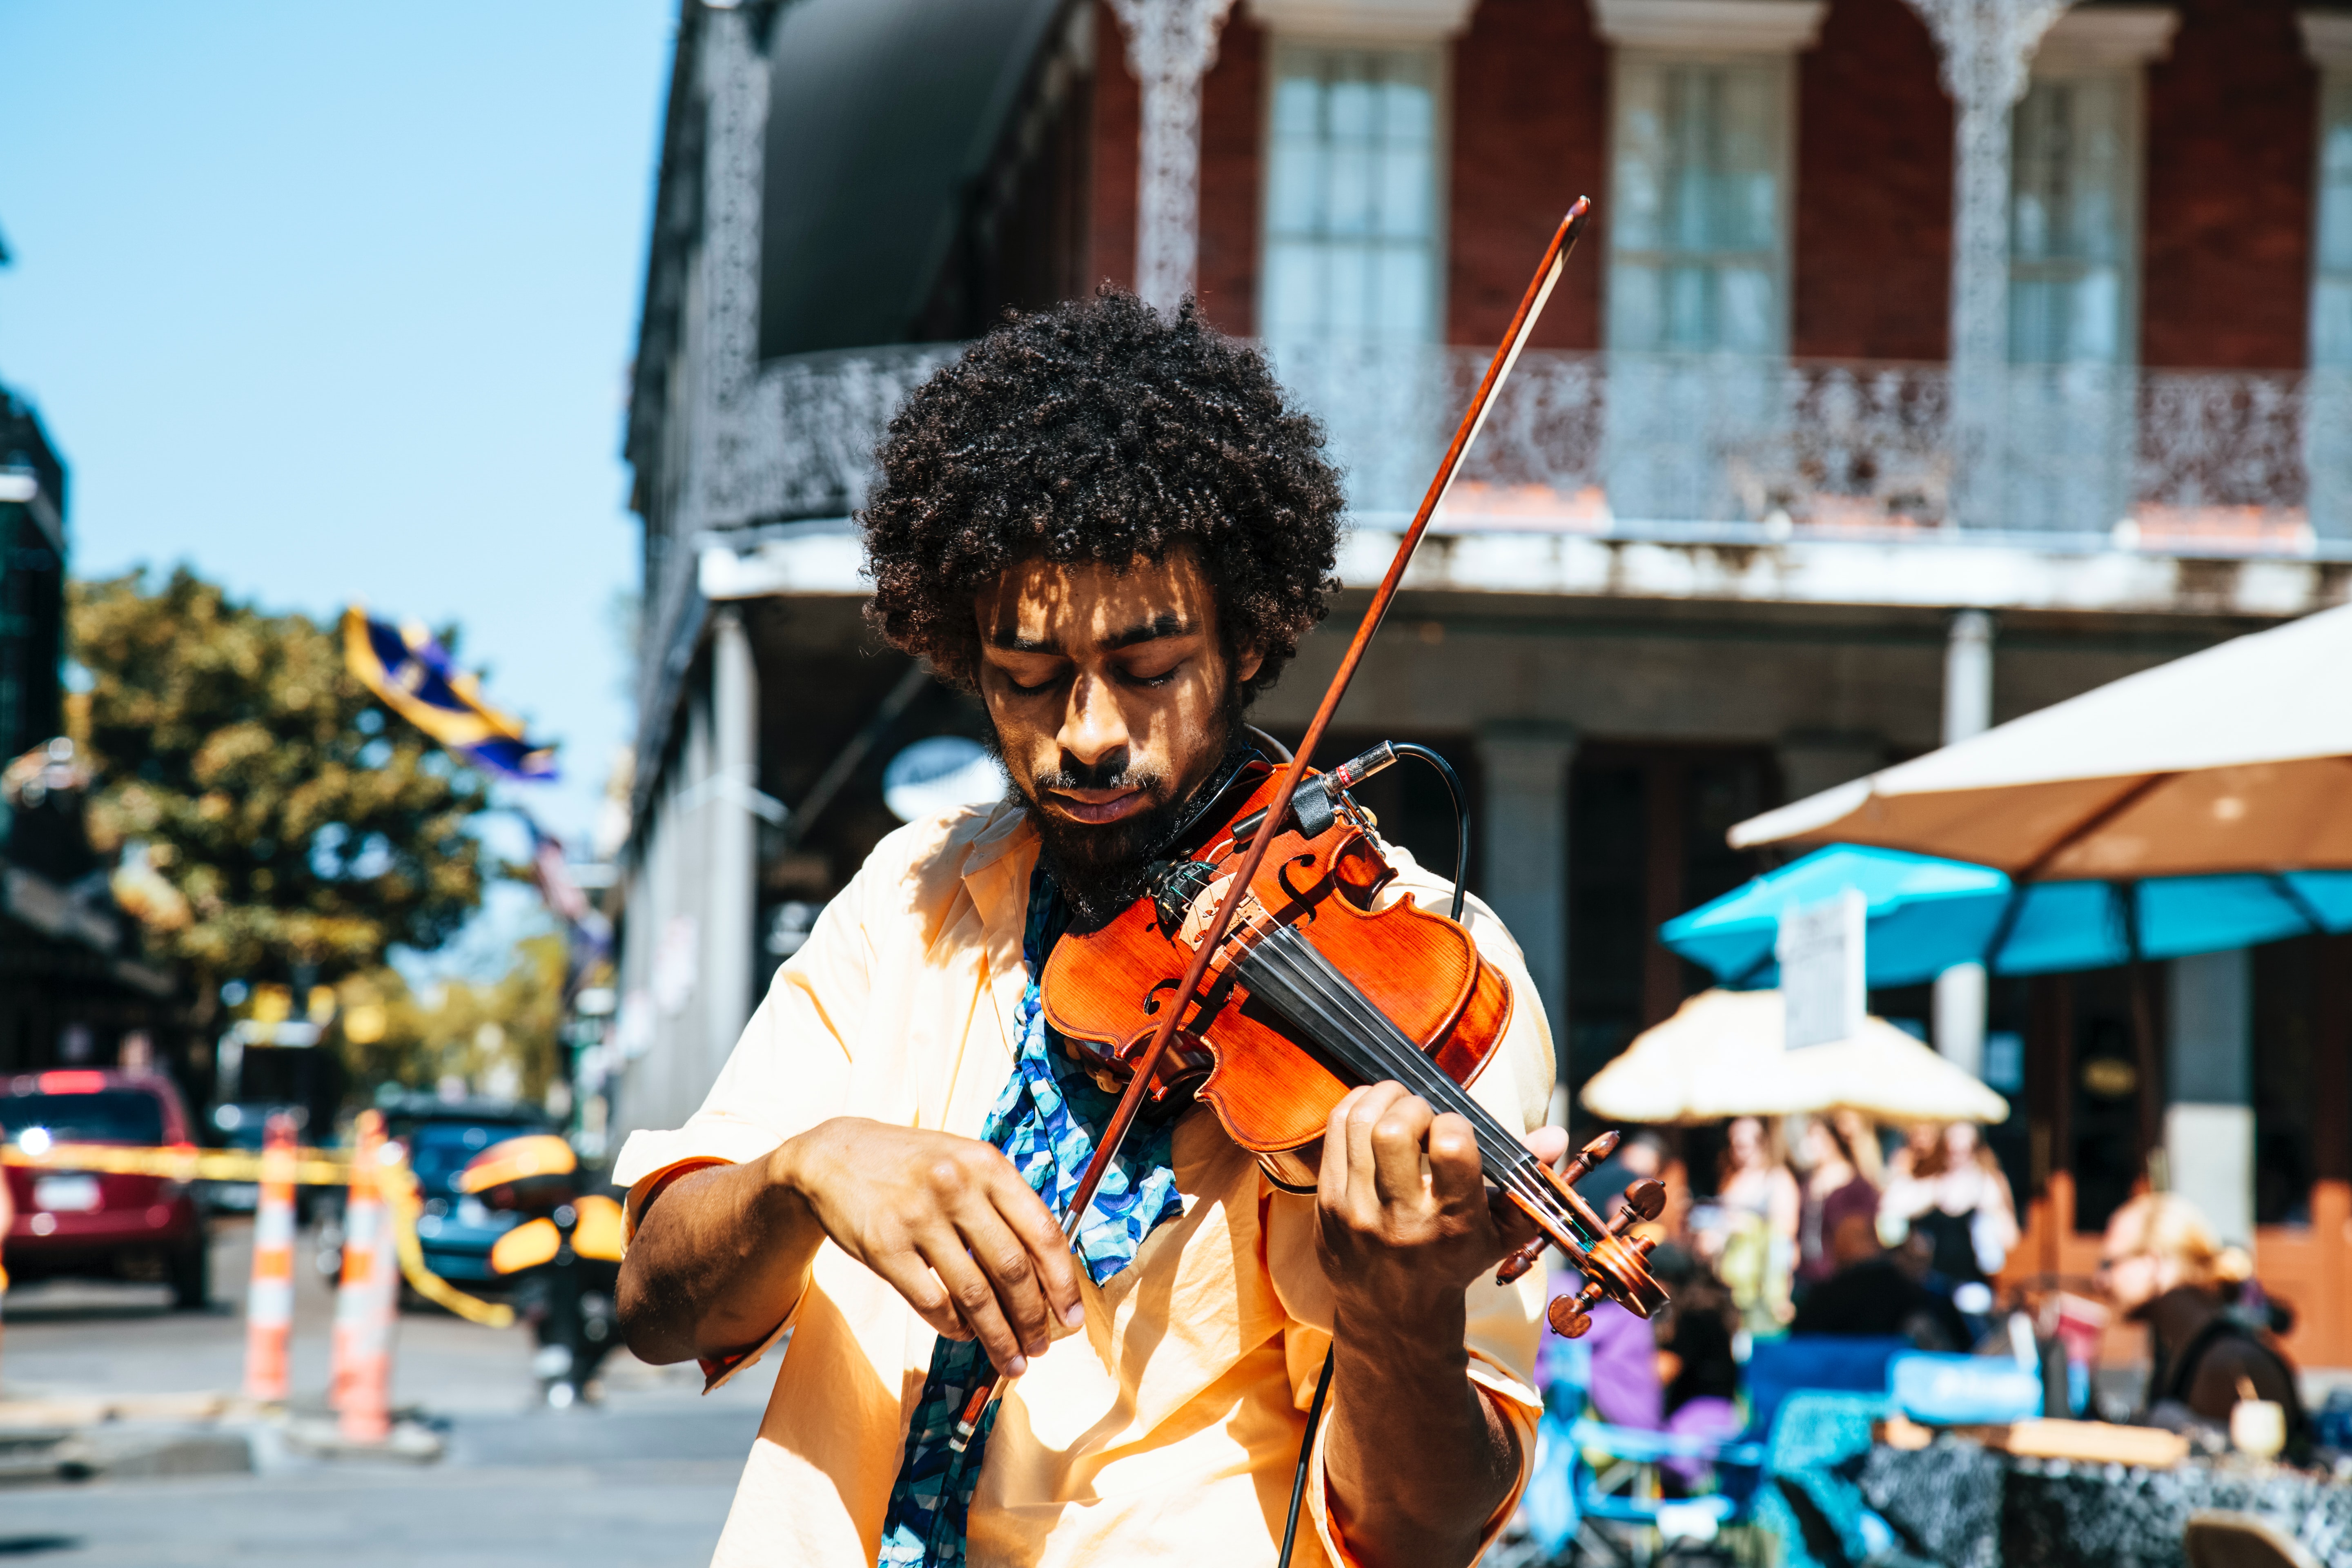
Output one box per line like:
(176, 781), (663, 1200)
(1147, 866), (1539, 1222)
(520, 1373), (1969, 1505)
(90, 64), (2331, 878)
(773, 1117), (1085, 1376)
(617, 1116), (1086, 1376)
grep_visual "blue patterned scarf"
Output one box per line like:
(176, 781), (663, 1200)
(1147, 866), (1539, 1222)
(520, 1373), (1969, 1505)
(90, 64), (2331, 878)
(874, 867), (1185, 1567)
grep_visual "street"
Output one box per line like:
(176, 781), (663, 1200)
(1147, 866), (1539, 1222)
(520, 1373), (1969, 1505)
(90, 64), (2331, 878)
(0, 1218), (773, 1566)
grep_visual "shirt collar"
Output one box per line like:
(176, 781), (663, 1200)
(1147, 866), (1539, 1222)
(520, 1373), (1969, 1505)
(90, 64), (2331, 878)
(960, 804), (1042, 1012)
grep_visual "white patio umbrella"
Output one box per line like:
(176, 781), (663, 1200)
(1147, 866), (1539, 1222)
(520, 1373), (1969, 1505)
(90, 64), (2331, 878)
(1580, 989), (2009, 1126)
(1726, 600), (2352, 878)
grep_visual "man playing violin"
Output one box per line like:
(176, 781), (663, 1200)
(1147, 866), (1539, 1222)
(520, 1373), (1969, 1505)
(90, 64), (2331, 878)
(616, 292), (1568, 1568)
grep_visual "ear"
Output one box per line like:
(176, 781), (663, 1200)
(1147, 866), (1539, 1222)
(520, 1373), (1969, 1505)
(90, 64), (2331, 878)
(1234, 645), (1264, 686)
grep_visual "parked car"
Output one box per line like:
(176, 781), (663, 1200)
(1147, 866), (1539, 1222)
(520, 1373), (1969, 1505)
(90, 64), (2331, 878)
(0, 1069), (210, 1308)
(380, 1096), (556, 1289)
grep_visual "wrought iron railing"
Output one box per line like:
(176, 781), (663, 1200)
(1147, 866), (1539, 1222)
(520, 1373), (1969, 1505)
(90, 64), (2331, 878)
(753, 342), (2345, 554)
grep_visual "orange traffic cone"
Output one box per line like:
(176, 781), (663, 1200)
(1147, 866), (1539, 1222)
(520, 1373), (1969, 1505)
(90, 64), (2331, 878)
(242, 1111), (298, 1403)
(332, 1110), (395, 1441)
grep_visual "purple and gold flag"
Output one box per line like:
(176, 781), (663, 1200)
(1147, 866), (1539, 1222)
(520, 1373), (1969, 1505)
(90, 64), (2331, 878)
(341, 607), (557, 782)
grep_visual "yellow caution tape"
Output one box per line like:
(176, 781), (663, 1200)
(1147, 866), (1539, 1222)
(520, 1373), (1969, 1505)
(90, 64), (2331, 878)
(378, 1160), (515, 1329)
(4, 1140), (517, 1330)
(2, 1142), (350, 1185)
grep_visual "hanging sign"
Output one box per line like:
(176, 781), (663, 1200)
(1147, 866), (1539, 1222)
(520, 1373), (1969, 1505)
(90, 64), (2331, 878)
(1778, 887), (1866, 1049)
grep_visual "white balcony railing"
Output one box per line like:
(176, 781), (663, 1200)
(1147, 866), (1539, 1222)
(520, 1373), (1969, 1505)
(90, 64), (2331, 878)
(751, 343), (2350, 557)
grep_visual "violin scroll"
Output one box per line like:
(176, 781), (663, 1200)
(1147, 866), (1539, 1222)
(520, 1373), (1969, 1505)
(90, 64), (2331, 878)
(1492, 1134), (1673, 1336)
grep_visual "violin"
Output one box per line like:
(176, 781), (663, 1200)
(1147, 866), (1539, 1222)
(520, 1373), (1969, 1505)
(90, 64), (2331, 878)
(1042, 745), (1669, 1334)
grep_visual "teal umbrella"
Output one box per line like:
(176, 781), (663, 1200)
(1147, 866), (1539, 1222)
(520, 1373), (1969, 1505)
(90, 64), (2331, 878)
(1661, 845), (2352, 989)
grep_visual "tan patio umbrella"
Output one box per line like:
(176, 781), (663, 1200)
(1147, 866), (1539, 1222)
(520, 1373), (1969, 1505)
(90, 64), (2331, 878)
(1580, 989), (2009, 1126)
(1725, 600), (2352, 878)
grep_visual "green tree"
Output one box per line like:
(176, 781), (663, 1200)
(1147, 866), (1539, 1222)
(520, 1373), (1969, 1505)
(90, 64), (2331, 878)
(335, 933), (566, 1103)
(69, 568), (486, 994)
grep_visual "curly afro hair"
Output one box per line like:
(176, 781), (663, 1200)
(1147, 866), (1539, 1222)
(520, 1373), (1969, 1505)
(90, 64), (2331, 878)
(861, 290), (1345, 704)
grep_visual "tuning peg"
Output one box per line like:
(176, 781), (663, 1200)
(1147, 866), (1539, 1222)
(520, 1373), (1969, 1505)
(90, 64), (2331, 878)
(1555, 1130), (1617, 1189)
(1494, 1236), (1546, 1285)
(1620, 1178), (1667, 1227)
(1547, 1283), (1602, 1339)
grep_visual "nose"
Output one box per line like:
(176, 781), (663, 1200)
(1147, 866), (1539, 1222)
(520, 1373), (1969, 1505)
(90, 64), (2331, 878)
(1058, 670), (1131, 773)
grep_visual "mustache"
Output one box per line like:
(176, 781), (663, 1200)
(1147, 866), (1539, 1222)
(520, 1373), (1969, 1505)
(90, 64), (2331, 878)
(1033, 754), (1163, 795)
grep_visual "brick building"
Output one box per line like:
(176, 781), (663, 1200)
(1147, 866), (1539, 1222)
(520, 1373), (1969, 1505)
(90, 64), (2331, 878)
(611, 0), (2352, 1361)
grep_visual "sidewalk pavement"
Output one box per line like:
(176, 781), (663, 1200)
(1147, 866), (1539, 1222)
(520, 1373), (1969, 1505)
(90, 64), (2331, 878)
(0, 1217), (775, 1567)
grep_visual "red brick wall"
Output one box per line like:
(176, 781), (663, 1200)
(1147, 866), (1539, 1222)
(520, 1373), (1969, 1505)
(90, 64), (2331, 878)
(2140, 0), (2317, 370)
(1447, 0), (1609, 349)
(1086, 0), (1139, 294)
(1198, 16), (1266, 336)
(1791, 0), (1952, 361)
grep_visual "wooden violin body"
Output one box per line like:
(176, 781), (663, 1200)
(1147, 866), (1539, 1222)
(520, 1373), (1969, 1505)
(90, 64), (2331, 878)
(1040, 752), (1668, 1328)
(1042, 758), (1514, 1190)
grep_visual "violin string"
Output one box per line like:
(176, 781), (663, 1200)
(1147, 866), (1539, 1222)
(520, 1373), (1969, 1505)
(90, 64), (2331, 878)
(1236, 928), (1579, 1236)
(1248, 929), (1545, 1180)
(1239, 935), (1565, 1227)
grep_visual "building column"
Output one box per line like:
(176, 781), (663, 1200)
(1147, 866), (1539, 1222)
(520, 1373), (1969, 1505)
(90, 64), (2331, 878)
(703, 609), (761, 1090)
(1935, 609), (1996, 1077)
(1477, 724), (1577, 1076)
(1902, 0), (2069, 528)
(2165, 949), (2254, 1246)
(1107, 0), (1238, 312)
(683, 2), (775, 535)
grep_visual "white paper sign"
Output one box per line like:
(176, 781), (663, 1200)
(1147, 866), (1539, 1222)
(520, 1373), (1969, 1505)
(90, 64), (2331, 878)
(1777, 888), (1866, 1050)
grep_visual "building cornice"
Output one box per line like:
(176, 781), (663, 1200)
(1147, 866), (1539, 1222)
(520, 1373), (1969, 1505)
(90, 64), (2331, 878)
(2031, 7), (2178, 74)
(1245, 0), (1477, 42)
(2303, 10), (2352, 73)
(1590, 0), (1826, 53)
(698, 515), (2350, 620)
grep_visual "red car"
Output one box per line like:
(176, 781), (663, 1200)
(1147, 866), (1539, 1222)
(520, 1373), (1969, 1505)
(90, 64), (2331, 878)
(1, 1069), (210, 1308)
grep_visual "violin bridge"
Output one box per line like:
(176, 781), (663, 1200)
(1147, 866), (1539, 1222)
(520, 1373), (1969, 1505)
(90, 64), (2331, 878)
(1174, 873), (1238, 951)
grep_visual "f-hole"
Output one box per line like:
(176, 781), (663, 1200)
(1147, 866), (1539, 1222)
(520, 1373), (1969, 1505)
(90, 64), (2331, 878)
(1276, 853), (1324, 916)
(1142, 978), (1183, 1016)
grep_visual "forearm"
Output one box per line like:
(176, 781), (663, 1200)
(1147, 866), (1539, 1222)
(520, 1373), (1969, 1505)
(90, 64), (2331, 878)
(617, 1146), (823, 1365)
(1323, 1301), (1520, 1568)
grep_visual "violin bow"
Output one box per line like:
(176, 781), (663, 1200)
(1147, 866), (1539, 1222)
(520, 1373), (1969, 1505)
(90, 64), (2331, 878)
(948, 197), (1593, 1454)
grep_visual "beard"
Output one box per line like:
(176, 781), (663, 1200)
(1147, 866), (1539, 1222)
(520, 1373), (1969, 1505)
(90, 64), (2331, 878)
(994, 686), (1249, 931)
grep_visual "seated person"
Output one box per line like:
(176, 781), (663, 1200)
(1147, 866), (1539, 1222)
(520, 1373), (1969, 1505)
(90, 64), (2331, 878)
(2100, 1193), (2309, 1454)
(1789, 1213), (1970, 1350)
(1648, 1243), (1740, 1418)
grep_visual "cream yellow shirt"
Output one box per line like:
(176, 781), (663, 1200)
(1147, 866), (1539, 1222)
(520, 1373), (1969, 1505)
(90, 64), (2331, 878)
(615, 801), (1555, 1568)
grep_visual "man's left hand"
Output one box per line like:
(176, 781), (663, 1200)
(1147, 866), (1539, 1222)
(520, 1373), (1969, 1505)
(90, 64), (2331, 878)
(1311, 1081), (1567, 1568)
(1314, 1080), (1568, 1332)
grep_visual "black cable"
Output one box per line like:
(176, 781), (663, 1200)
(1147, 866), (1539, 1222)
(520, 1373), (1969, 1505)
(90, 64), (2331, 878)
(1388, 742), (1469, 922)
(1274, 742), (1470, 1568)
(1277, 1347), (1339, 1568)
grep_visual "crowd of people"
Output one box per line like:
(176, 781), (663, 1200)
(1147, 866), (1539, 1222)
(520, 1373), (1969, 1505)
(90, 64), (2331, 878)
(1559, 1112), (2313, 1462)
(1662, 1113), (2020, 1343)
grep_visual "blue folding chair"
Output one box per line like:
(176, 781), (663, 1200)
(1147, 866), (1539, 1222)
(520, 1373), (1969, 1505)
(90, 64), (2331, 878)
(1750, 1390), (1900, 1568)
(1519, 1377), (1765, 1568)
(1741, 1336), (1909, 1444)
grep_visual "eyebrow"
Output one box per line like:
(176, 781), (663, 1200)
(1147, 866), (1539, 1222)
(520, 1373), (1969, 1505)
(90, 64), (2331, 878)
(989, 611), (1196, 654)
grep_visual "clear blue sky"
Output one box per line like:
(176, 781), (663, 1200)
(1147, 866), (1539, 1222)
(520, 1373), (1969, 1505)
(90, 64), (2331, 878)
(0, 0), (675, 855)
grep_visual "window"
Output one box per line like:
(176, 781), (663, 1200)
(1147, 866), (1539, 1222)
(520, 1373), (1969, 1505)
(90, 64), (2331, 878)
(1607, 56), (1791, 354)
(1260, 44), (1442, 347)
(2314, 77), (2352, 369)
(2009, 75), (2135, 364)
